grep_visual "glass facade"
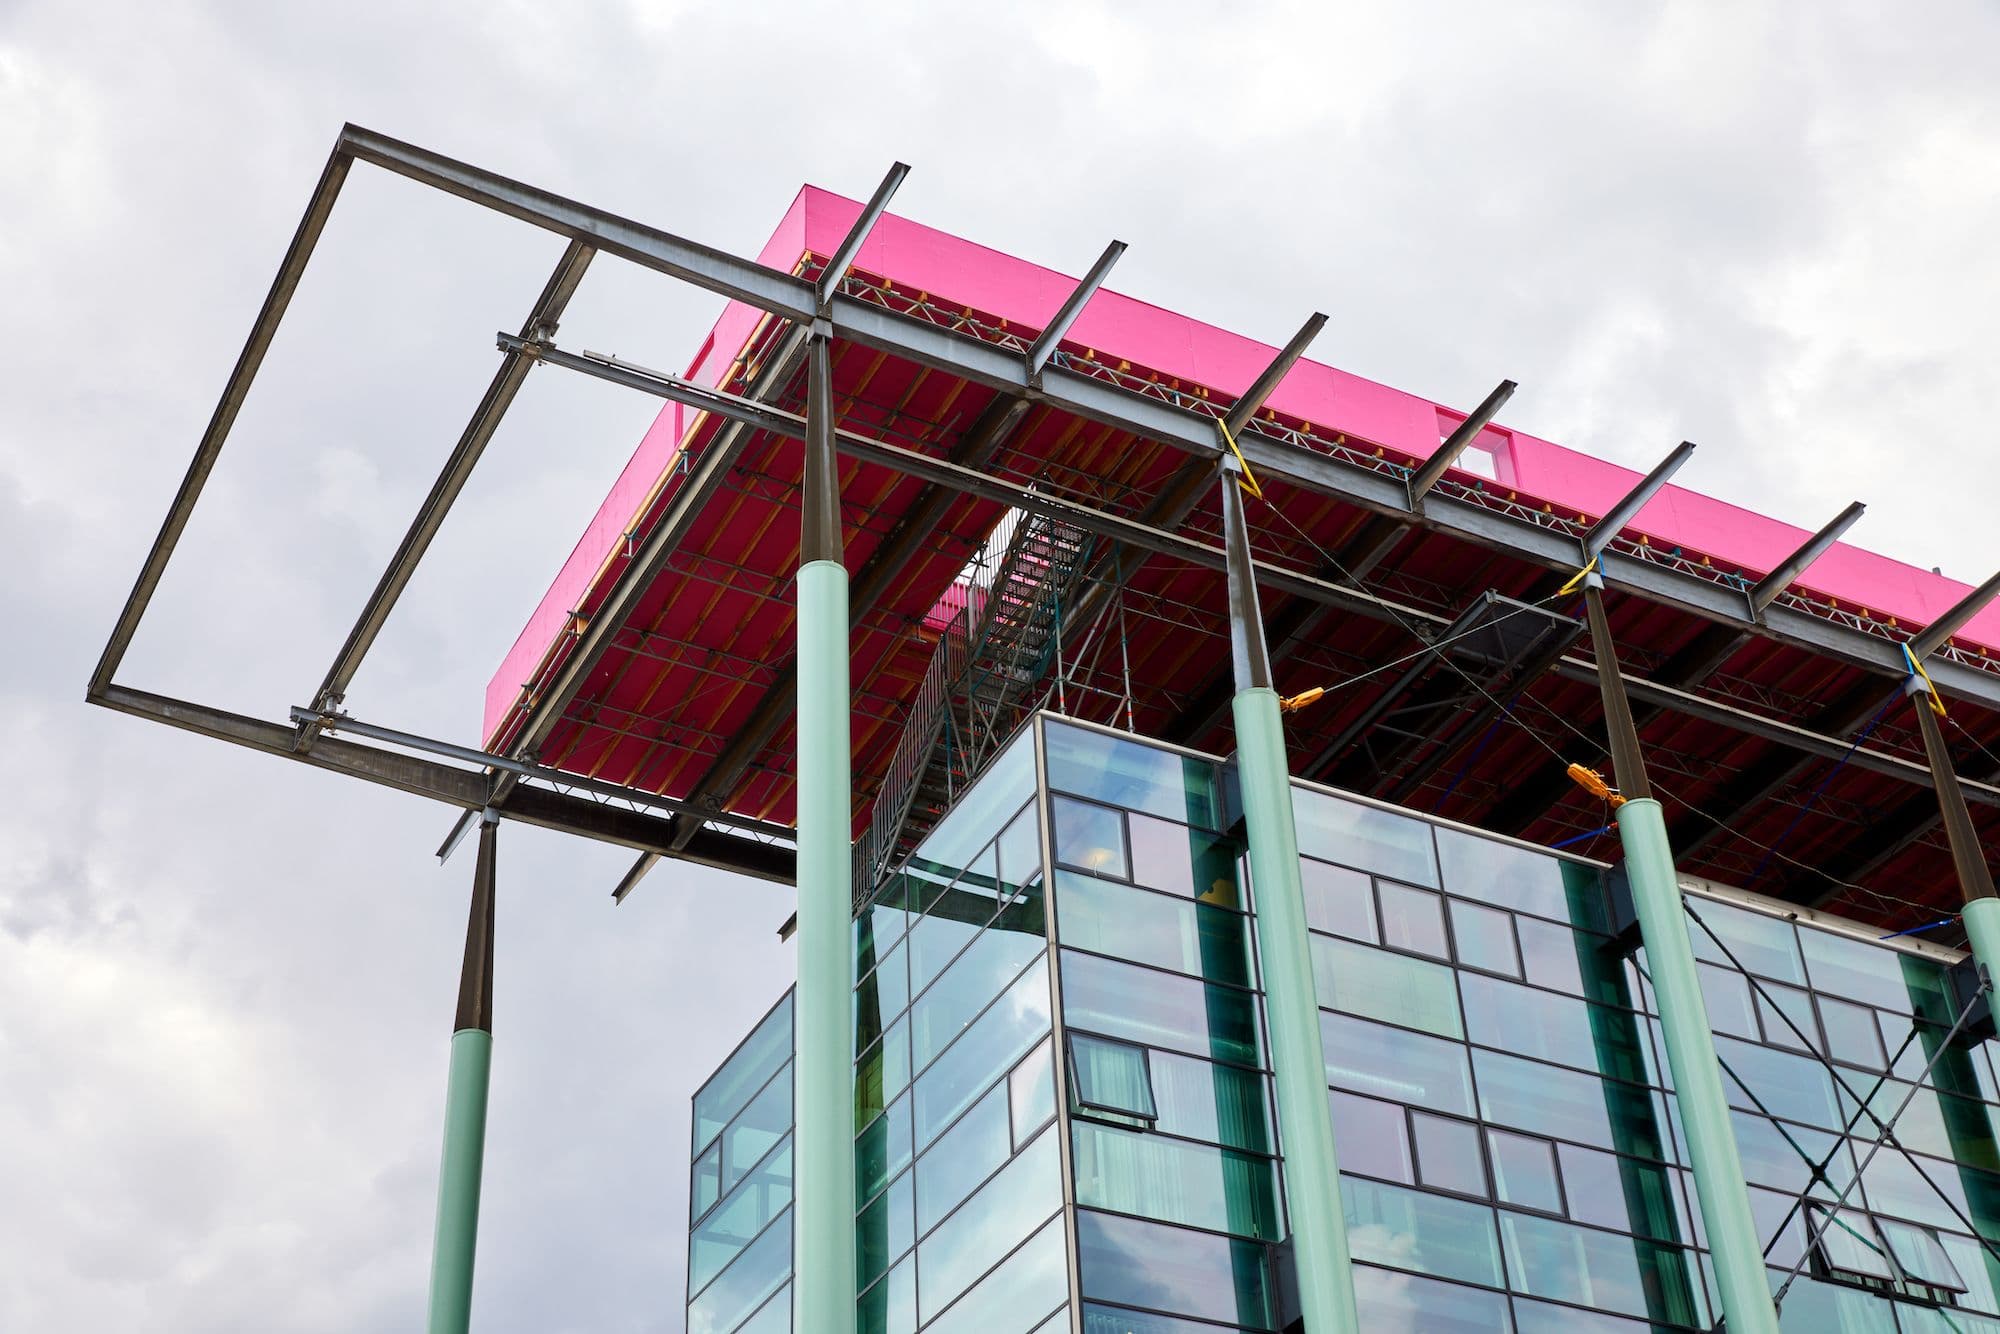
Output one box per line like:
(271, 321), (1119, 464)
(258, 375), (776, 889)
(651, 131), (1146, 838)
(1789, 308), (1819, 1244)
(686, 714), (2000, 1334)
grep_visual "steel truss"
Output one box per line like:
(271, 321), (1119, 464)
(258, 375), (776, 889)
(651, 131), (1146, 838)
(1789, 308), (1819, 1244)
(91, 124), (2000, 898)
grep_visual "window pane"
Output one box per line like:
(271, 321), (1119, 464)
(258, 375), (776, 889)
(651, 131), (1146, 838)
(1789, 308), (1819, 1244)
(1129, 814), (1241, 909)
(724, 1065), (793, 1197)
(1378, 881), (1450, 959)
(1687, 898), (1804, 985)
(695, 993), (793, 1155)
(687, 1204), (791, 1334)
(1010, 1039), (1057, 1147)
(997, 805), (1044, 897)
(856, 942), (909, 1056)
(1801, 926), (1956, 1021)
(1807, 1204), (1895, 1281)
(1331, 1090), (1414, 1185)
(856, 1090), (912, 1205)
(1754, 980), (1820, 1053)
(1054, 796), (1130, 878)
(1311, 934), (1463, 1039)
(1499, 1210), (1700, 1325)
(1511, 1298), (1657, 1332)
(1877, 1216), (1966, 1290)
(857, 1255), (913, 1334)
(912, 926), (1046, 1071)
(907, 908), (986, 1002)
(1075, 1208), (1276, 1330)
(916, 1128), (1062, 1322)
(855, 1169), (913, 1289)
(1449, 900), (1522, 978)
(693, 1140), (722, 1221)
(1460, 974), (1648, 1084)
(1058, 870), (1253, 989)
(1553, 1143), (1685, 1242)
(922, 1213), (1068, 1334)
(1323, 1011), (1475, 1116)
(914, 960), (1051, 1148)
(1771, 1274), (1898, 1333)
(1072, 1120), (1281, 1240)
(1819, 996), (1888, 1069)
(1473, 1049), (1665, 1160)
(735, 1284), (791, 1334)
(1045, 720), (1220, 829)
(1488, 1131), (1562, 1215)
(1080, 1304), (1255, 1334)
(856, 1017), (910, 1128)
(1715, 1034), (1840, 1128)
(1071, 1034), (1158, 1119)
(916, 1082), (1011, 1234)
(1302, 860), (1375, 941)
(914, 725), (1038, 873)
(1413, 1112), (1487, 1197)
(1695, 961), (1758, 1040)
(1063, 951), (1260, 1070)
(1151, 1049), (1273, 1154)
(1435, 827), (1607, 930)
(692, 1136), (793, 1294)
(1514, 914), (1626, 1004)
(1293, 788), (1439, 887)
(1353, 1263), (1514, 1333)
(1342, 1176), (1503, 1287)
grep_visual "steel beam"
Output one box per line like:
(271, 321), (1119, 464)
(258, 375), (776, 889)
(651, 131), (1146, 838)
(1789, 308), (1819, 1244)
(1224, 313), (1326, 439)
(1912, 571), (2000, 662)
(1024, 240), (1126, 383)
(1911, 681), (1999, 904)
(91, 143), (353, 697)
(1582, 441), (1696, 562)
(301, 240), (595, 749)
(815, 162), (909, 314)
(610, 851), (659, 904)
(1409, 380), (1517, 500)
(1749, 502), (1866, 614)
(1582, 578), (1652, 800)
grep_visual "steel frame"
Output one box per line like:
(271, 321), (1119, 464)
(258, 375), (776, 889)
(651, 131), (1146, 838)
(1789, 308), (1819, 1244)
(90, 123), (2000, 903)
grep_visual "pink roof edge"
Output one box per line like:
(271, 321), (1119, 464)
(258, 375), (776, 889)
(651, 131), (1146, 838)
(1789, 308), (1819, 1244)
(484, 186), (2000, 744)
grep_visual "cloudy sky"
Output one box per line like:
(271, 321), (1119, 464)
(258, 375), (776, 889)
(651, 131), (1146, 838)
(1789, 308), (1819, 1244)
(4, 2), (1999, 1330)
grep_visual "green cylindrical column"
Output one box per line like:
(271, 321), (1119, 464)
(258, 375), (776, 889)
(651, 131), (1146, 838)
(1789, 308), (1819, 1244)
(1964, 898), (2000, 984)
(1235, 687), (1361, 1333)
(796, 557), (855, 1332)
(1617, 798), (1778, 1334)
(794, 328), (856, 1334)
(427, 816), (497, 1334)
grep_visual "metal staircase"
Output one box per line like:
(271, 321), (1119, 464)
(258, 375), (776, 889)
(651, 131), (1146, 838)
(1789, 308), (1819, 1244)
(854, 507), (1095, 894)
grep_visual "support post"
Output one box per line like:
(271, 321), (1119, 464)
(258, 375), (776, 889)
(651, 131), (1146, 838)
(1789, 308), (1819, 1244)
(1907, 678), (2000, 972)
(1219, 462), (1359, 1333)
(427, 813), (497, 1334)
(794, 329), (856, 1334)
(1584, 577), (1779, 1334)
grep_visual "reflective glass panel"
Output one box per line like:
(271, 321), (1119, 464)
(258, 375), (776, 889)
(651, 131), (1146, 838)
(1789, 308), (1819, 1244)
(1715, 1034), (1839, 1128)
(1488, 1130), (1563, 1215)
(1819, 996), (1888, 1069)
(913, 725), (1037, 874)
(1378, 881), (1450, 959)
(1687, 898), (1804, 985)
(1413, 1111), (1488, 1197)
(914, 960), (1051, 1148)
(1515, 914), (1627, 1005)
(1079, 1304), (1254, 1334)
(1054, 796), (1129, 879)
(1878, 1216), (1966, 1290)
(855, 1016), (909, 1128)
(693, 1140), (722, 1221)
(1465, 973), (1649, 1084)
(691, 1136), (793, 1294)
(856, 1255), (913, 1334)
(687, 1204), (791, 1334)
(1010, 1038), (1057, 1147)
(916, 1082), (1010, 1234)
(1302, 859), (1376, 942)
(1553, 1143), (1684, 1241)
(997, 805), (1044, 896)
(1449, 899), (1522, 978)
(1311, 934), (1463, 1039)
(1058, 870), (1252, 989)
(1150, 1049), (1273, 1154)
(1063, 951), (1260, 1070)
(1695, 961), (1758, 1040)
(1342, 1176), (1503, 1287)
(1754, 980), (1820, 1053)
(1045, 720), (1221, 829)
(1499, 1210), (1699, 1325)
(1072, 1120), (1281, 1240)
(1801, 926), (1956, 1021)
(1323, 1011), (1475, 1115)
(916, 1128), (1061, 1323)
(1070, 1033), (1157, 1120)
(856, 1090), (912, 1205)
(1353, 1263), (1513, 1332)
(1292, 788), (1439, 887)
(912, 927), (1045, 1071)
(724, 1065), (793, 1197)
(855, 942), (909, 1056)
(694, 993), (793, 1155)
(1129, 815), (1240, 909)
(1075, 1208), (1276, 1330)
(1435, 827), (1607, 930)
(921, 1213), (1068, 1334)
(1330, 1089), (1414, 1185)
(1770, 1274), (1897, 1333)
(735, 1284), (790, 1334)
(855, 1169), (913, 1289)
(1473, 1049), (1665, 1159)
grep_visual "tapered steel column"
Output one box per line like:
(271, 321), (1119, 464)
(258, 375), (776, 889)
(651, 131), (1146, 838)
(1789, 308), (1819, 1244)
(427, 814), (497, 1334)
(1220, 464), (1359, 1333)
(795, 329), (856, 1334)
(1585, 578), (1778, 1334)
(1907, 676), (2000, 974)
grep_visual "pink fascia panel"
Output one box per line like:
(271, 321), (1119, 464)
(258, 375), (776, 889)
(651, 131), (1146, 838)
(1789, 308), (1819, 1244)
(487, 185), (2000, 745)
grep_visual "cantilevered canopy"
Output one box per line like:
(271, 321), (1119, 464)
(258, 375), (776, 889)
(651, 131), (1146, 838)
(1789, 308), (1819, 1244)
(95, 124), (2000, 939)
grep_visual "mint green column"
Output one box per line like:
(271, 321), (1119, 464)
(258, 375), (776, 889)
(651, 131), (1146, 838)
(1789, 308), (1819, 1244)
(1219, 465), (1359, 1332)
(1964, 898), (2000, 983)
(794, 333), (856, 1334)
(427, 815), (497, 1334)
(1617, 798), (1779, 1334)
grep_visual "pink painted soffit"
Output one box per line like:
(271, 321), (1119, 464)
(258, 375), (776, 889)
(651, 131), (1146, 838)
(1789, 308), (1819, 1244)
(486, 185), (1999, 743)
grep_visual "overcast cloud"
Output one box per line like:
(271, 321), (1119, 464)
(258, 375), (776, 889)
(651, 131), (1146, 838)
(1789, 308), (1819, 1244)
(4, 2), (1999, 1330)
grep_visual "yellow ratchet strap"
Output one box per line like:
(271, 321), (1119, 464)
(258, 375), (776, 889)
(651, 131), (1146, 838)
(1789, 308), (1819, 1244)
(1557, 556), (1601, 598)
(1217, 419), (1265, 500)
(1902, 642), (1948, 718)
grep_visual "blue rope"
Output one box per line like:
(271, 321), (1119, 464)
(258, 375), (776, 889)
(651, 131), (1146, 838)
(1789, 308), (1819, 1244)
(1745, 695), (1897, 888)
(1551, 824), (1616, 850)
(1435, 690), (1521, 811)
(1880, 917), (1957, 942)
